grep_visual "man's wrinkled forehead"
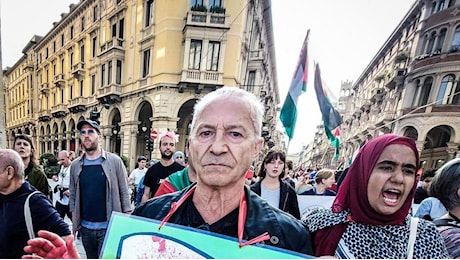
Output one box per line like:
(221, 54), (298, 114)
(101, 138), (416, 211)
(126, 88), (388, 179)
(194, 102), (253, 129)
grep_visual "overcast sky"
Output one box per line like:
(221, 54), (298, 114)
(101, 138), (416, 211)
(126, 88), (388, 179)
(1, 0), (416, 153)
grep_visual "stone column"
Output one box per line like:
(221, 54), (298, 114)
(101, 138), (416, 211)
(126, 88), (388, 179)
(74, 130), (80, 154)
(119, 122), (141, 168)
(66, 131), (71, 152)
(415, 140), (425, 155)
(101, 126), (112, 152)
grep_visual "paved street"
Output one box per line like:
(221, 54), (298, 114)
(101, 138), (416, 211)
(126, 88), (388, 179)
(48, 179), (87, 258)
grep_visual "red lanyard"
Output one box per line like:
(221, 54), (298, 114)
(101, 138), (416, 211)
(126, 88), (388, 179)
(158, 186), (270, 247)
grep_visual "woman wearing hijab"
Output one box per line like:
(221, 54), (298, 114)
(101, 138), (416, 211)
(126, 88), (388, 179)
(250, 147), (301, 219)
(303, 134), (448, 258)
(429, 158), (460, 258)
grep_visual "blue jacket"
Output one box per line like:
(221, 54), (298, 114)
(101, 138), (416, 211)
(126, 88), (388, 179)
(133, 185), (313, 255)
(0, 182), (70, 258)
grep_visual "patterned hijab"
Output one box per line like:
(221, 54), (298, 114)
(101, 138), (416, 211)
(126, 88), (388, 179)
(313, 134), (420, 256)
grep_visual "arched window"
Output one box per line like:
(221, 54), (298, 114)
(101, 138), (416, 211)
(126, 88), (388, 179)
(452, 80), (460, 104)
(436, 28), (447, 52)
(438, 0), (450, 11)
(426, 32), (436, 54)
(431, 1), (437, 14)
(450, 25), (460, 51)
(436, 74), (455, 104)
(419, 77), (433, 106)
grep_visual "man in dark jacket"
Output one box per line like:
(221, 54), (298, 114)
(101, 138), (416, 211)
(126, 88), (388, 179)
(134, 87), (312, 255)
(0, 149), (70, 259)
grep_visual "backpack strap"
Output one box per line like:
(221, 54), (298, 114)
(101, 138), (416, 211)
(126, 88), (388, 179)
(24, 191), (41, 239)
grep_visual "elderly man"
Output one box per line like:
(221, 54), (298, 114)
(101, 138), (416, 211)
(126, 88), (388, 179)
(21, 87), (314, 258)
(134, 87), (313, 254)
(69, 119), (132, 259)
(0, 149), (70, 258)
(54, 150), (72, 220)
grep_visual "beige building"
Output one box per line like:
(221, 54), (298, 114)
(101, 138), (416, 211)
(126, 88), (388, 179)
(307, 0), (460, 170)
(2, 0), (280, 168)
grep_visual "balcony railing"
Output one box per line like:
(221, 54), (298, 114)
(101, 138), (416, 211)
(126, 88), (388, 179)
(69, 97), (88, 107)
(100, 37), (125, 54)
(385, 68), (406, 90)
(97, 83), (122, 104)
(98, 83), (122, 96)
(370, 87), (386, 102)
(51, 104), (67, 118)
(375, 112), (395, 126)
(53, 74), (65, 87)
(72, 62), (85, 77)
(40, 83), (50, 94)
(185, 11), (228, 28)
(38, 109), (51, 122)
(249, 50), (266, 60)
(68, 97), (88, 113)
(181, 69), (222, 84)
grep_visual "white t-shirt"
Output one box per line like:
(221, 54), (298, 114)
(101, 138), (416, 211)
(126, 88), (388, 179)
(260, 183), (280, 209)
(57, 165), (71, 205)
(129, 168), (147, 185)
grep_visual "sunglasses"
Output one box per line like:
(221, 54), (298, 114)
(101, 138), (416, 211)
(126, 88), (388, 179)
(80, 129), (97, 135)
(176, 156), (183, 159)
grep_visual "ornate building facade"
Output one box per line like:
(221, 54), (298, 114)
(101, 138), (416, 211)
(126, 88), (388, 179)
(2, 0), (280, 167)
(306, 0), (460, 170)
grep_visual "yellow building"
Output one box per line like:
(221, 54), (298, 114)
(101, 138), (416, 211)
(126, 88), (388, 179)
(3, 0), (280, 168)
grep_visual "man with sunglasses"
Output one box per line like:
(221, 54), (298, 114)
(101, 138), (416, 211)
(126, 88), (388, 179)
(69, 119), (132, 259)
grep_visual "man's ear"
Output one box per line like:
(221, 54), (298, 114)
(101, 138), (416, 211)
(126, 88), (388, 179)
(6, 166), (15, 180)
(253, 137), (264, 159)
(457, 187), (460, 199)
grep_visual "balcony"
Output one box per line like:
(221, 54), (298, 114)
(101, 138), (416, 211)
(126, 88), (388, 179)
(38, 109), (51, 122)
(181, 69), (222, 84)
(23, 60), (34, 71)
(71, 62), (85, 78)
(249, 50), (266, 61)
(370, 88), (386, 102)
(385, 69), (406, 90)
(53, 74), (65, 87)
(99, 37), (125, 59)
(360, 100), (372, 112)
(178, 69), (223, 93)
(97, 83), (122, 104)
(68, 97), (88, 113)
(375, 112), (395, 127)
(51, 104), (67, 118)
(185, 11), (229, 29)
(40, 82), (50, 94)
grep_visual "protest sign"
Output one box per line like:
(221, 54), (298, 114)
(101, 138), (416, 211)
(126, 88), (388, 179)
(101, 212), (313, 259)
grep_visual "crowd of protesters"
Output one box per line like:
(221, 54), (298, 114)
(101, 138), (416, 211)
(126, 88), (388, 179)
(2, 88), (460, 259)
